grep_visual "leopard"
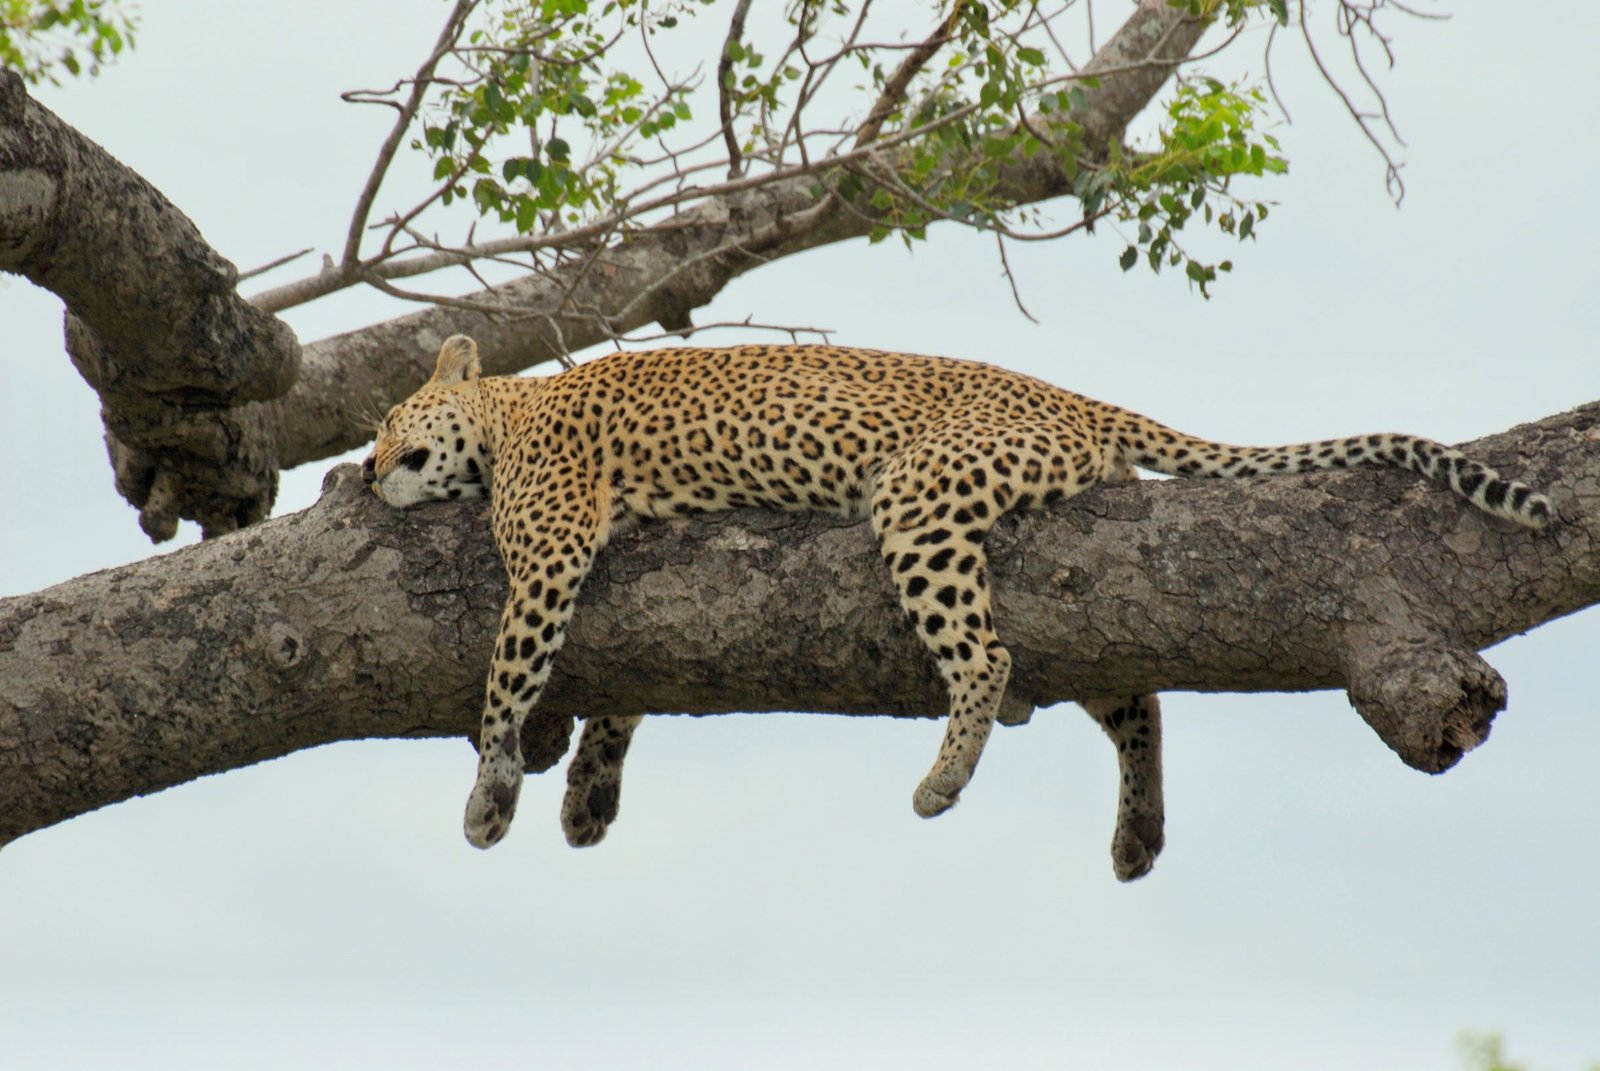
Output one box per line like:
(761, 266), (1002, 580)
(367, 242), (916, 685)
(363, 335), (1549, 877)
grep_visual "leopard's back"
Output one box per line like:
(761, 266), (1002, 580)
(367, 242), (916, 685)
(516, 345), (1108, 521)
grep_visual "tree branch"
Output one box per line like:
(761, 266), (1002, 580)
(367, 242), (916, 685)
(3, 405), (1592, 847)
(0, 68), (300, 540)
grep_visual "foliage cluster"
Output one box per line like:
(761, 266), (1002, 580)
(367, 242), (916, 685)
(0, 0), (134, 84)
(412, 0), (1291, 297)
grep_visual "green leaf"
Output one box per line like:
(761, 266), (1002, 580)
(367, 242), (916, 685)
(472, 178), (504, 213)
(515, 198), (539, 233)
(1119, 246), (1138, 272)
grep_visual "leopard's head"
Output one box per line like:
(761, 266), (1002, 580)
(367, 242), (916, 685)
(362, 336), (492, 508)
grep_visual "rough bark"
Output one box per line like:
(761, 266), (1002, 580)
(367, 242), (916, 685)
(0, 69), (301, 541)
(2, 403), (1593, 847)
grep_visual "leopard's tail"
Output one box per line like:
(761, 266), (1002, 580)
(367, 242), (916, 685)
(1103, 411), (1551, 529)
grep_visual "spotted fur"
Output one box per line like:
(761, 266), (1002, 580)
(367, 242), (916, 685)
(364, 336), (1550, 865)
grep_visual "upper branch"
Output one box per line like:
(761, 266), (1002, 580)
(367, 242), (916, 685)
(249, 0), (1212, 319)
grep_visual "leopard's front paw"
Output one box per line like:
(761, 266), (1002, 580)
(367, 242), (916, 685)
(464, 765), (522, 849)
(912, 774), (962, 818)
(1110, 813), (1165, 882)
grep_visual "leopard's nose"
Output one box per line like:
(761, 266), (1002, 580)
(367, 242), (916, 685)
(360, 456), (376, 485)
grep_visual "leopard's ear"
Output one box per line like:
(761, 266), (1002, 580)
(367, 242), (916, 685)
(430, 335), (482, 385)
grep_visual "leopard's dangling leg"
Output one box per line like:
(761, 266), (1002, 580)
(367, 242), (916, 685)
(871, 448), (1010, 818)
(1080, 456), (1166, 881)
(1080, 695), (1166, 881)
(465, 472), (607, 849)
(561, 714), (644, 847)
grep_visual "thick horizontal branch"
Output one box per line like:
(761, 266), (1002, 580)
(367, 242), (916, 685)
(2, 404), (1594, 846)
(0, 69), (302, 540)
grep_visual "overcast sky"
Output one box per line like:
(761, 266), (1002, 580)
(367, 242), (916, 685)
(3, 2), (1597, 1069)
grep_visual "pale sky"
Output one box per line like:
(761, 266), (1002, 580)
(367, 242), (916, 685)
(3, 3), (1597, 1069)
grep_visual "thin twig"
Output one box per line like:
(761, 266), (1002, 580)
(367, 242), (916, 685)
(1298, 0), (1405, 202)
(238, 247), (314, 283)
(618, 316), (834, 347)
(1385, 0), (1448, 19)
(1040, 0), (1080, 72)
(339, 0), (478, 269)
(1338, 2), (1405, 146)
(1263, 17), (1290, 123)
(359, 271), (543, 320)
(540, 313), (576, 369)
(374, 147), (482, 263)
(717, 0), (754, 178)
(994, 233), (1039, 323)
(783, 0), (873, 164)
